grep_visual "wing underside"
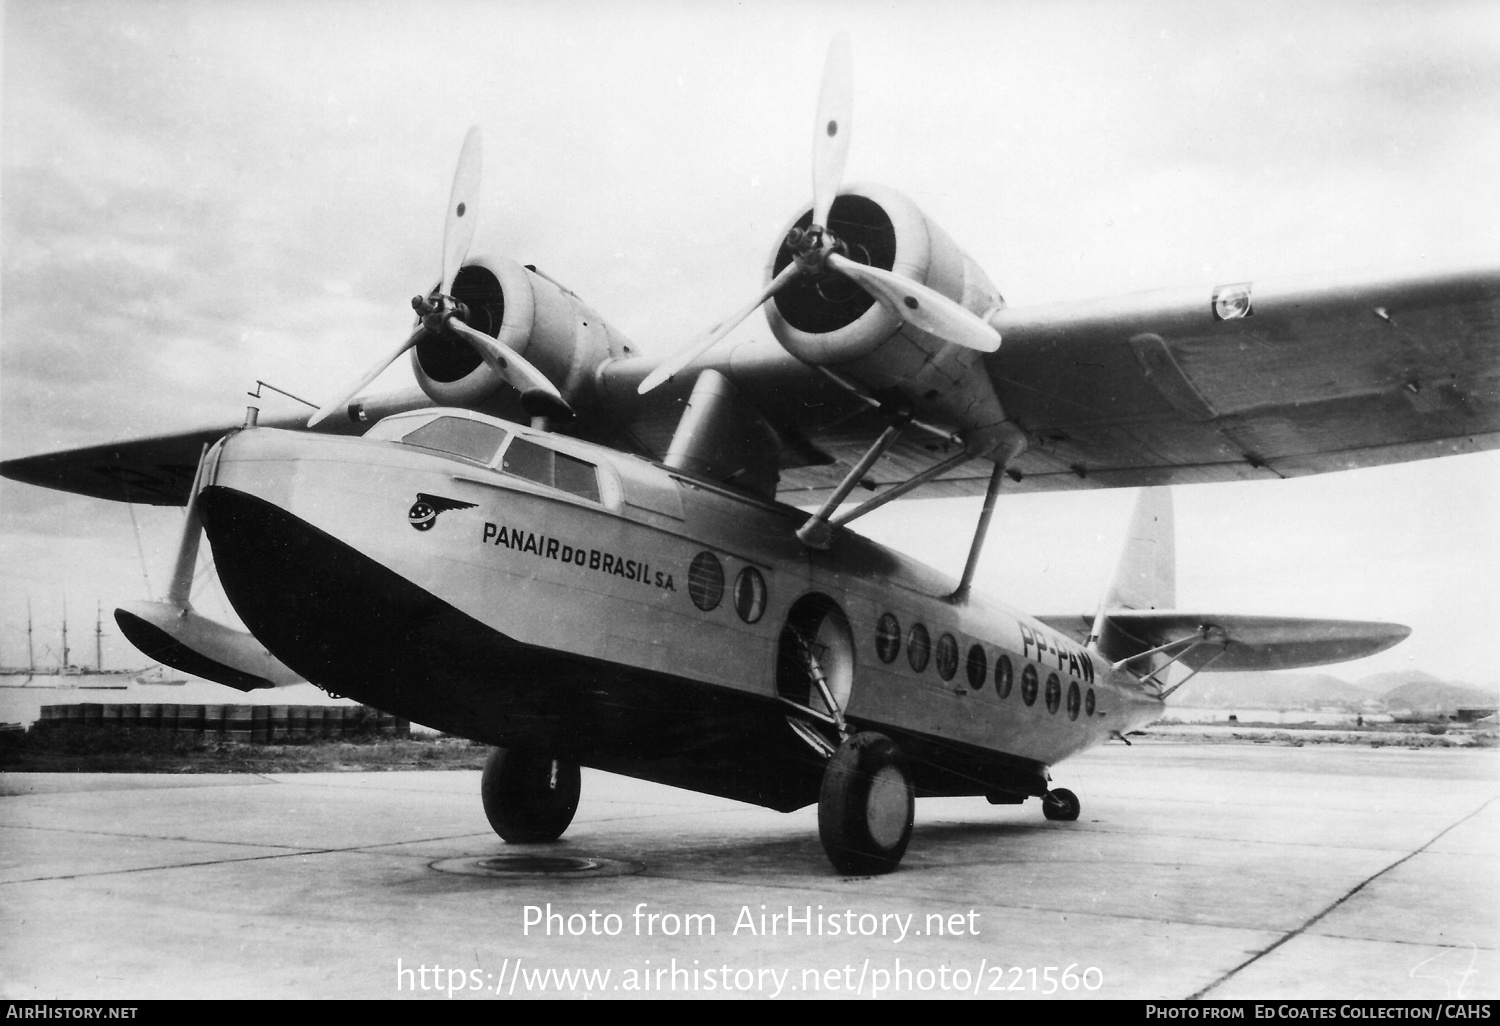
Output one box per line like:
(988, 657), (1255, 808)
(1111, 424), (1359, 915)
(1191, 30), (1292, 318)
(593, 265), (1500, 504)
(5, 267), (1498, 509)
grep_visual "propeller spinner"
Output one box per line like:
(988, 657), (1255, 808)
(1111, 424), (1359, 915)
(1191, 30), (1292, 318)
(309, 127), (570, 428)
(638, 35), (1000, 396)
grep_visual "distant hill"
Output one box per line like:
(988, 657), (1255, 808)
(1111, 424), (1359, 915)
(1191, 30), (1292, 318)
(1170, 671), (1373, 710)
(1382, 680), (1499, 715)
(1168, 668), (1498, 713)
(1354, 670), (1448, 695)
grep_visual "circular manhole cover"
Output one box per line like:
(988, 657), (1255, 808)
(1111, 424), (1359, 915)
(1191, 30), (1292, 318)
(430, 853), (644, 879)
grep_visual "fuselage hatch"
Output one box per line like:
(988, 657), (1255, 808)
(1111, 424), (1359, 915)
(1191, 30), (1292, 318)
(195, 407), (1160, 813)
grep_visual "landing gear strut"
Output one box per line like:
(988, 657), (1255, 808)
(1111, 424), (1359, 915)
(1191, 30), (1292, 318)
(817, 732), (914, 875)
(1042, 787), (1080, 822)
(481, 748), (581, 843)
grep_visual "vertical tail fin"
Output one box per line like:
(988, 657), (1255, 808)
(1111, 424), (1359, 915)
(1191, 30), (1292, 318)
(1088, 488), (1175, 657)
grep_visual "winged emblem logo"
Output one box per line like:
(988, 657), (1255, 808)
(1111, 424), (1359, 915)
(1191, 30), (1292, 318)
(408, 493), (478, 531)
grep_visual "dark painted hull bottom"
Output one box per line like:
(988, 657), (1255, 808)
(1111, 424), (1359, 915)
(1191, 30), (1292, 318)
(199, 485), (1048, 812)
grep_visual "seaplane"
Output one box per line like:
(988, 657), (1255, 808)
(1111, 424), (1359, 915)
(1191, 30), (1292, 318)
(3, 37), (1497, 874)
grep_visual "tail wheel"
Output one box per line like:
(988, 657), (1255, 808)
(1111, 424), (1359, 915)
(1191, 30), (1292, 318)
(481, 747), (581, 843)
(1042, 787), (1080, 822)
(817, 732), (914, 875)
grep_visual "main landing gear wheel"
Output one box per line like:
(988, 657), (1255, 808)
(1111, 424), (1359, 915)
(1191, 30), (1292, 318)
(1042, 787), (1080, 822)
(481, 748), (581, 843)
(817, 732), (914, 875)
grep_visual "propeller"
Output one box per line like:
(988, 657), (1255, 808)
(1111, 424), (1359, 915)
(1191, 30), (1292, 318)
(638, 34), (999, 396)
(310, 127), (570, 428)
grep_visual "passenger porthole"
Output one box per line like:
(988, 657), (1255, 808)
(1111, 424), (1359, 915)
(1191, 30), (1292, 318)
(875, 613), (901, 663)
(1020, 663), (1038, 705)
(1067, 681), (1081, 720)
(996, 655), (1013, 699)
(688, 551), (724, 611)
(1045, 673), (1061, 714)
(907, 624), (930, 673)
(935, 633), (958, 681)
(966, 644), (987, 690)
(733, 566), (766, 623)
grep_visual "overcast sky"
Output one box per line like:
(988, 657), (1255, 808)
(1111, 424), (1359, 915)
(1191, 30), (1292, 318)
(2, 0), (1497, 684)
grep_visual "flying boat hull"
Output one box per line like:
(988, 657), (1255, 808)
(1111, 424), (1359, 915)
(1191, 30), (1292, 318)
(195, 415), (1161, 812)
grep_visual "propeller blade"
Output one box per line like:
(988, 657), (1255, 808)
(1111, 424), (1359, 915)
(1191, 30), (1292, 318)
(811, 33), (853, 231)
(439, 126), (484, 297)
(638, 261), (805, 395)
(308, 325), (428, 427)
(444, 315), (566, 403)
(826, 253), (1001, 353)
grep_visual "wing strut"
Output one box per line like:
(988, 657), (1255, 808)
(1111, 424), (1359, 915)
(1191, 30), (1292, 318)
(797, 450), (972, 548)
(949, 461), (1008, 604)
(795, 416), (910, 547)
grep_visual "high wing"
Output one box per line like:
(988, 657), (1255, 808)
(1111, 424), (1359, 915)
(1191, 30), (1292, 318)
(0, 387), (436, 506)
(593, 263), (1500, 504)
(4, 266), (1497, 509)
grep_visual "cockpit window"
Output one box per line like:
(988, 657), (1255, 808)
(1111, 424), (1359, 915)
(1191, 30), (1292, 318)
(502, 437), (601, 503)
(400, 417), (508, 465)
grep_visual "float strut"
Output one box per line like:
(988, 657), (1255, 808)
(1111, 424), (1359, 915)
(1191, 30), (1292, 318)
(166, 445), (212, 610)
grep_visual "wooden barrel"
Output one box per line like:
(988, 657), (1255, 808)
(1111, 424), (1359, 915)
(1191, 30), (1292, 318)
(269, 705), (290, 741)
(289, 706), (309, 738)
(251, 706), (270, 744)
(178, 704), (205, 736)
(224, 705), (252, 743)
(159, 704), (180, 733)
(138, 704), (161, 730)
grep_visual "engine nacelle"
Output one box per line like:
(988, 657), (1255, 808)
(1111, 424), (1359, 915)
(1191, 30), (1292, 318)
(763, 184), (1012, 450)
(763, 183), (1003, 367)
(411, 256), (631, 412)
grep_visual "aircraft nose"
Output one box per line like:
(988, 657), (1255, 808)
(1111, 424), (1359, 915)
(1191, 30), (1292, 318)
(198, 484), (447, 690)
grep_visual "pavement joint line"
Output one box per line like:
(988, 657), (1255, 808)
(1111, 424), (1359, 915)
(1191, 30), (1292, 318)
(0, 827), (510, 883)
(0, 846), (357, 885)
(0, 821), (337, 848)
(917, 821), (1447, 857)
(1303, 932), (1499, 954)
(0, 774), (282, 796)
(1188, 794), (1500, 1000)
(631, 867), (1301, 935)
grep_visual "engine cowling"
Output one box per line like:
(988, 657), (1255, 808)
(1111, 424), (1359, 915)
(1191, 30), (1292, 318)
(763, 184), (1013, 451)
(764, 183), (1004, 366)
(411, 256), (631, 411)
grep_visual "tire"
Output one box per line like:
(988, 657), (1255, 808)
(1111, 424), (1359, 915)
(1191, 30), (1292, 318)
(817, 732), (914, 875)
(1042, 786), (1080, 822)
(481, 747), (581, 843)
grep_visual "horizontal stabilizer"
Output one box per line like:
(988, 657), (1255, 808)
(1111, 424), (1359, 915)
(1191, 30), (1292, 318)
(115, 601), (304, 691)
(1098, 611), (1410, 672)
